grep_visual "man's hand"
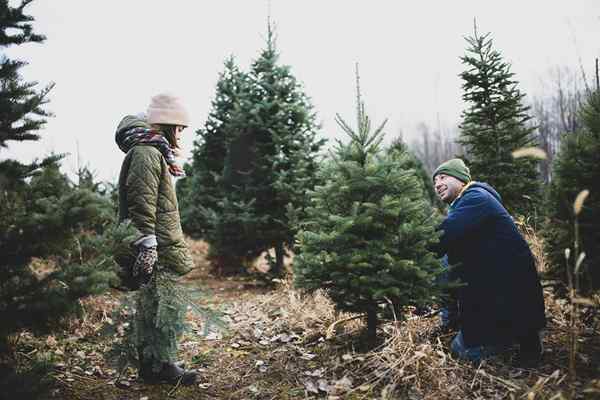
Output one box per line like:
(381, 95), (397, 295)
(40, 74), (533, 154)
(133, 245), (158, 284)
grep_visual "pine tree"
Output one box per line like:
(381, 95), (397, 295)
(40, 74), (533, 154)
(0, 0), (54, 148)
(228, 22), (324, 276)
(0, 162), (120, 350)
(294, 67), (443, 348)
(198, 22), (324, 275)
(0, 1), (119, 354)
(178, 57), (247, 239)
(459, 23), (540, 216)
(387, 137), (443, 210)
(544, 89), (600, 294)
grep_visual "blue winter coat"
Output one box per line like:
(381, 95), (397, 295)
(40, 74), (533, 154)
(438, 182), (546, 347)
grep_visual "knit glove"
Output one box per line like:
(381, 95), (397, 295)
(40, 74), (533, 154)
(133, 245), (158, 284)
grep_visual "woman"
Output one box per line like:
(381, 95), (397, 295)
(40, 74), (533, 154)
(115, 93), (196, 385)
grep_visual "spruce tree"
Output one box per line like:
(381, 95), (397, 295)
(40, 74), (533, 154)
(232, 22), (324, 276)
(0, 0), (119, 353)
(387, 137), (443, 210)
(544, 89), (600, 294)
(202, 22), (324, 275)
(294, 68), (443, 347)
(459, 23), (540, 216)
(0, 0), (54, 147)
(178, 57), (247, 239)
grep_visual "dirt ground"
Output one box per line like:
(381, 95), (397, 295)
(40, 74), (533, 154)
(8, 240), (600, 400)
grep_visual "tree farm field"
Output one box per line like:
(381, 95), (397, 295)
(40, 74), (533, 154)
(8, 238), (599, 400)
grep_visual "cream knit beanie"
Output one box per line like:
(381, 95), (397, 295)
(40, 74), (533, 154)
(146, 93), (190, 127)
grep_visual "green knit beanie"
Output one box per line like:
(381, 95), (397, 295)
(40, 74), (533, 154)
(432, 158), (471, 183)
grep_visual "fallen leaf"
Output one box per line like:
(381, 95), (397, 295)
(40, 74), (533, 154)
(300, 352), (317, 360)
(46, 336), (57, 347)
(303, 379), (319, 394)
(318, 379), (331, 393)
(116, 380), (130, 389)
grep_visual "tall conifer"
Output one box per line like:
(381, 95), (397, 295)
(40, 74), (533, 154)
(544, 89), (600, 294)
(0, 0), (54, 148)
(459, 23), (540, 215)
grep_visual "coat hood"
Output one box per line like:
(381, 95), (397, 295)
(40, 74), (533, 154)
(116, 115), (151, 137)
(466, 181), (502, 203)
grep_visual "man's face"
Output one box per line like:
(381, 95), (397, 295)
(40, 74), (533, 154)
(434, 173), (465, 204)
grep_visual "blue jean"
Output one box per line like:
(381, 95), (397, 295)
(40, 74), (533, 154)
(438, 255), (459, 328)
(450, 331), (511, 363)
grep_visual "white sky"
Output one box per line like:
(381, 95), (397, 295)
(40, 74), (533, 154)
(3, 0), (600, 183)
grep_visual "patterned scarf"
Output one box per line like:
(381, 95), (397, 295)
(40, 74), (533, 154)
(116, 127), (185, 177)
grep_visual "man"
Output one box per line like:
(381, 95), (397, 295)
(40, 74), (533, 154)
(433, 159), (546, 366)
(115, 93), (197, 384)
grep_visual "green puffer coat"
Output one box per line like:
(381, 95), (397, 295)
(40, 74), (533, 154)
(115, 116), (194, 276)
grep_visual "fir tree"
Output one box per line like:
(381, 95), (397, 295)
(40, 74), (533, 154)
(0, 1), (119, 355)
(195, 22), (324, 275)
(459, 23), (540, 216)
(0, 162), (119, 350)
(387, 137), (443, 210)
(178, 57), (248, 239)
(294, 67), (443, 347)
(544, 89), (600, 294)
(0, 0), (54, 148)
(225, 22), (324, 276)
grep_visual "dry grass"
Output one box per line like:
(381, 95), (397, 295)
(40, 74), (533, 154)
(10, 237), (600, 399)
(516, 216), (548, 273)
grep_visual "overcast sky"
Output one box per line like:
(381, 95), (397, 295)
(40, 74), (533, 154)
(3, 0), (600, 182)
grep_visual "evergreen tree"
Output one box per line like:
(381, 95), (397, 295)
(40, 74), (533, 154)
(387, 136), (443, 210)
(294, 68), (443, 347)
(191, 22), (324, 275)
(544, 89), (600, 294)
(459, 23), (540, 216)
(224, 22), (324, 276)
(0, 0), (54, 147)
(178, 57), (247, 239)
(0, 0), (119, 354)
(0, 162), (120, 350)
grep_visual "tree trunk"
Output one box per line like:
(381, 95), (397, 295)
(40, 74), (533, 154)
(366, 305), (378, 349)
(271, 241), (285, 277)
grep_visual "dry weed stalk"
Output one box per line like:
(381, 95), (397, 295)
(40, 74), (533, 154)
(516, 216), (548, 273)
(565, 189), (590, 394)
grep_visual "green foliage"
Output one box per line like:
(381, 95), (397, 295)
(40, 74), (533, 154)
(181, 23), (324, 275)
(458, 24), (540, 216)
(0, 351), (55, 400)
(544, 90), (600, 294)
(221, 23), (324, 276)
(294, 68), (443, 346)
(0, 159), (121, 350)
(108, 269), (224, 372)
(0, 0), (54, 148)
(387, 137), (443, 210)
(178, 57), (248, 239)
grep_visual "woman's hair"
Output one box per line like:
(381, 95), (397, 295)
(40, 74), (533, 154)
(153, 124), (179, 148)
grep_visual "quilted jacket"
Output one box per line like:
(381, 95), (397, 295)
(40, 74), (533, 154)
(115, 116), (193, 275)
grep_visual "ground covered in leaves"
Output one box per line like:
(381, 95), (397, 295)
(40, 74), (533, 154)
(6, 240), (600, 399)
